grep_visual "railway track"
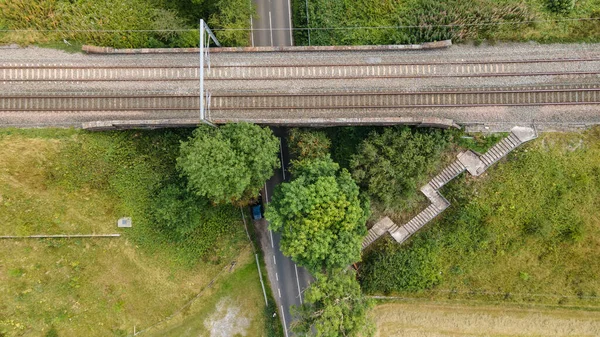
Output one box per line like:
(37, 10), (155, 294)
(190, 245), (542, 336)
(2, 86), (599, 111)
(2, 57), (600, 81)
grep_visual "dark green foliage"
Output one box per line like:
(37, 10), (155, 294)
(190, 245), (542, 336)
(350, 127), (450, 210)
(292, 270), (374, 337)
(288, 128), (331, 160)
(45, 327), (59, 337)
(148, 184), (241, 261)
(266, 156), (368, 274)
(547, 0), (575, 13)
(359, 238), (442, 294)
(324, 127), (379, 169)
(177, 123), (280, 205)
(264, 298), (285, 337)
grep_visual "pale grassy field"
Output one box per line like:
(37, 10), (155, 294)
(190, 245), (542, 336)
(373, 300), (600, 337)
(0, 131), (267, 336)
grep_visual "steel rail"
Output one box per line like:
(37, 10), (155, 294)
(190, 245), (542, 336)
(2, 56), (600, 69)
(2, 71), (600, 81)
(2, 87), (599, 111)
(2, 86), (600, 98)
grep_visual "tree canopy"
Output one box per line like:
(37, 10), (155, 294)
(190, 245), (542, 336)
(292, 269), (374, 337)
(350, 127), (449, 210)
(177, 123), (280, 204)
(265, 156), (368, 273)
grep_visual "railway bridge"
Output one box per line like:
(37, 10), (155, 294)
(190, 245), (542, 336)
(1, 41), (600, 131)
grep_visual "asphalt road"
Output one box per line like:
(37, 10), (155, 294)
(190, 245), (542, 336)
(263, 128), (312, 336)
(251, 0), (293, 46)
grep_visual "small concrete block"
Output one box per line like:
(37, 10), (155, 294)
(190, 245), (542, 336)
(118, 217), (132, 228)
(511, 126), (537, 143)
(457, 151), (486, 176)
(371, 217), (395, 236)
(420, 183), (437, 199)
(389, 226), (411, 244)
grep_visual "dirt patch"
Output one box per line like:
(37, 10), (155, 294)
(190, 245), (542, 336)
(204, 298), (250, 337)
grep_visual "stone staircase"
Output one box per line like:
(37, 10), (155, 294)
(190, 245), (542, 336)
(362, 126), (537, 250)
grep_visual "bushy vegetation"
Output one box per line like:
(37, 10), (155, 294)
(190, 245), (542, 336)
(350, 127), (450, 212)
(547, 0), (575, 13)
(288, 128), (331, 160)
(359, 237), (442, 294)
(0, 0), (252, 48)
(292, 0), (600, 45)
(292, 270), (374, 337)
(266, 156), (368, 273)
(359, 129), (600, 306)
(177, 123), (280, 205)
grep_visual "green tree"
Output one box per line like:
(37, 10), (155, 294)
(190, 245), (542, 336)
(350, 127), (449, 210)
(177, 122), (279, 204)
(209, 0), (255, 46)
(292, 269), (374, 337)
(265, 156), (368, 273)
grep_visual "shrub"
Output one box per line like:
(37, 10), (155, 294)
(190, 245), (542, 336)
(547, 0), (575, 13)
(359, 237), (442, 294)
(288, 128), (331, 160)
(350, 127), (450, 210)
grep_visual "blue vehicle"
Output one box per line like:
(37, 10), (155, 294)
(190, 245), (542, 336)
(251, 204), (263, 220)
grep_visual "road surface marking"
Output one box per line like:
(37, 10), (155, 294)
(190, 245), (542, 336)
(250, 15), (254, 47)
(276, 272), (279, 281)
(281, 305), (289, 337)
(268, 11), (274, 47)
(286, 0), (293, 44)
(273, 255), (276, 265)
(264, 183), (269, 203)
(295, 264), (303, 304)
(279, 138), (286, 180)
(269, 230), (274, 248)
(278, 288), (281, 298)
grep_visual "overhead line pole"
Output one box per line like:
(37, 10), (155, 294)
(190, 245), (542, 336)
(199, 19), (220, 128)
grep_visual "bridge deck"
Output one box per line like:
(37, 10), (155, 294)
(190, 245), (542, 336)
(1, 42), (600, 130)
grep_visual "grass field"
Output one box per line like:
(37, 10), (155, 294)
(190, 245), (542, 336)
(292, 0), (600, 45)
(0, 0), (252, 48)
(373, 300), (600, 337)
(0, 129), (270, 336)
(360, 128), (600, 308)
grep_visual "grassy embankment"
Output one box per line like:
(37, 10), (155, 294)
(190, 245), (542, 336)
(0, 0), (252, 49)
(292, 0), (600, 45)
(372, 300), (600, 337)
(0, 129), (274, 336)
(359, 128), (600, 309)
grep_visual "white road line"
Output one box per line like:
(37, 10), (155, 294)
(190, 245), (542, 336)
(250, 15), (254, 47)
(276, 272), (279, 281)
(268, 11), (274, 47)
(278, 288), (281, 298)
(286, 0), (293, 44)
(295, 264), (303, 304)
(269, 230), (274, 248)
(281, 305), (289, 337)
(264, 183), (269, 203)
(273, 255), (276, 265)
(279, 138), (286, 180)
